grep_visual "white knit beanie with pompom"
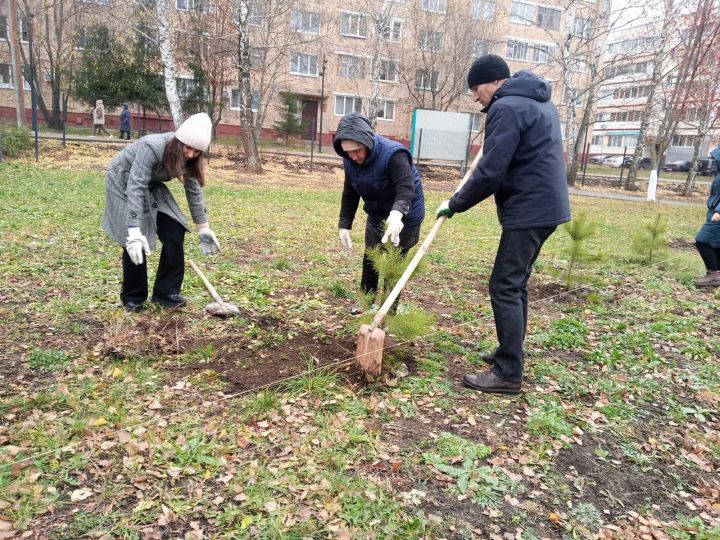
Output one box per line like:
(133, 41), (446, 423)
(175, 112), (212, 152)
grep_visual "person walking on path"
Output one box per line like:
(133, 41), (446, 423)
(693, 145), (720, 287)
(93, 99), (111, 137)
(333, 112), (425, 313)
(436, 54), (571, 394)
(119, 102), (132, 140)
(102, 112), (221, 312)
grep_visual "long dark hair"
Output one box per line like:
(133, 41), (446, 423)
(162, 137), (205, 186)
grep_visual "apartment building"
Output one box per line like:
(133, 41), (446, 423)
(0, 0), (602, 150)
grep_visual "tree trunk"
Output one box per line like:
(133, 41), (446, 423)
(7, 0), (24, 127)
(156, 0), (183, 128)
(237, 10), (261, 173)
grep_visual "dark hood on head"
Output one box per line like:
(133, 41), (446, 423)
(709, 146), (720, 164)
(333, 112), (375, 159)
(485, 71), (552, 111)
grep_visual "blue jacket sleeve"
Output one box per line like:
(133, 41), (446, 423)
(449, 103), (521, 213)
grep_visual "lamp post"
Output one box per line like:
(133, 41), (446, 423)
(27, 13), (38, 162)
(318, 54), (327, 152)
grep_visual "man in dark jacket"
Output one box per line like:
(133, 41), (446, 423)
(334, 112), (425, 311)
(437, 54), (571, 394)
(120, 102), (132, 140)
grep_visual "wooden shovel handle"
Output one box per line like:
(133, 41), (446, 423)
(188, 259), (224, 305)
(369, 148), (484, 330)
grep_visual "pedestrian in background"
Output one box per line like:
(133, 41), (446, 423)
(436, 54), (571, 394)
(102, 112), (221, 312)
(92, 99), (111, 137)
(119, 102), (132, 140)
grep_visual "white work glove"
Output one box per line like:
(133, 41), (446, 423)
(198, 224), (221, 256)
(339, 228), (352, 252)
(126, 227), (150, 265)
(381, 210), (404, 247)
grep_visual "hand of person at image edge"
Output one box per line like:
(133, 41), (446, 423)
(436, 200), (455, 219)
(712, 212), (720, 222)
(198, 224), (221, 256)
(339, 228), (352, 252)
(381, 210), (405, 247)
(126, 227), (151, 265)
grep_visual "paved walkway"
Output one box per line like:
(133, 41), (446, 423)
(569, 188), (704, 207)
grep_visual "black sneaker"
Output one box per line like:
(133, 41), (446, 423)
(151, 294), (187, 308)
(123, 301), (146, 313)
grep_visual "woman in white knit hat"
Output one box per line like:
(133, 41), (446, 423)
(102, 112), (221, 312)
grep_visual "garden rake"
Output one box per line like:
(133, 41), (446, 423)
(188, 260), (242, 317)
(355, 150), (484, 378)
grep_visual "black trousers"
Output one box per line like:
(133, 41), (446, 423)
(696, 241), (720, 271)
(119, 130), (131, 140)
(489, 226), (556, 383)
(361, 214), (421, 296)
(121, 212), (186, 304)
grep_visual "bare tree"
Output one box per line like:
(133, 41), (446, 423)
(155, 0), (183, 127)
(5, 0), (25, 127)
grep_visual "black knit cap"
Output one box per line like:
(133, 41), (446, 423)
(467, 54), (511, 88)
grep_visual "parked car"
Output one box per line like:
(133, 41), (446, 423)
(697, 159), (717, 176)
(588, 154), (610, 164)
(636, 157), (653, 170)
(662, 160), (692, 172)
(603, 156), (633, 168)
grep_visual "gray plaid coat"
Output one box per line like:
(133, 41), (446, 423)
(102, 133), (209, 250)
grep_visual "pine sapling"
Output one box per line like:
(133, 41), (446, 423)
(562, 213), (596, 284)
(631, 214), (668, 264)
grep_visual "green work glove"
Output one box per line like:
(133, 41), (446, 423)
(436, 200), (455, 219)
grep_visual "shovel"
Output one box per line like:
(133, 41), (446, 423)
(355, 149), (484, 378)
(188, 259), (242, 317)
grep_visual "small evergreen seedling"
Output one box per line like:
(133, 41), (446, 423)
(631, 214), (668, 264)
(272, 93), (304, 145)
(562, 213), (596, 284)
(365, 244), (425, 306)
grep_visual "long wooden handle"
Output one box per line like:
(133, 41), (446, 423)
(188, 259), (224, 305)
(369, 149), (484, 330)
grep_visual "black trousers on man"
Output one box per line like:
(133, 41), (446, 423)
(121, 212), (186, 305)
(489, 226), (556, 383)
(696, 241), (720, 271)
(361, 213), (421, 296)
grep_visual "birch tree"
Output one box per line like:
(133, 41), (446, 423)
(155, 0), (183, 127)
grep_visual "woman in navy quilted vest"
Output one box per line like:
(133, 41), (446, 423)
(333, 112), (425, 312)
(694, 145), (720, 287)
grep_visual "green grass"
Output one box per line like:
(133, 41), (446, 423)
(0, 157), (717, 538)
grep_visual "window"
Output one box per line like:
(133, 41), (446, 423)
(419, 30), (443, 52)
(510, 1), (533, 24)
(685, 107), (707, 122)
(22, 64), (30, 90)
(608, 135), (623, 147)
(415, 69), (438, 91)
(0, 64), (12, 88)
(20, 17), (28, 42)
(569, 55), (587, 73)
(377, 100), (395, 121)
(471, 39), (492, 57)
(338, 54), (364, 78)
(373, 59), (398, 82)
(506, 39), (528, 61)
(609, 110), (642, 122)
(176, 77), (198, 100)
(591, 135), (603, 145)
(76, 26), (109, 50)
(83, 0), (109, 4)
(422, 0), (446, 13)
(290, 10), (319, 34)
(566, 88), (584, 106)
(603, 61), (650, 78)
(381, 19), (402, 41)
(335, 95), (363, 116)
(230, 89), (259, 112)
(532, 44), (555, 63)
(340, 12), (368, 38)
(672, 134), (699, 147)
(250, 47), (263, 67)
(572, 17), (591, 39)
(560, 122), (566, 139)
(598, 86), (613, 101)
(595, 112), (609, 121)
(290, 52), (318, 76)
(470, 112), (483, 132)
(536, 7), (561, 30)
(176, 0), (207, 12)
(0, 15), (6, 40)
(471, 0), (495, 20)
